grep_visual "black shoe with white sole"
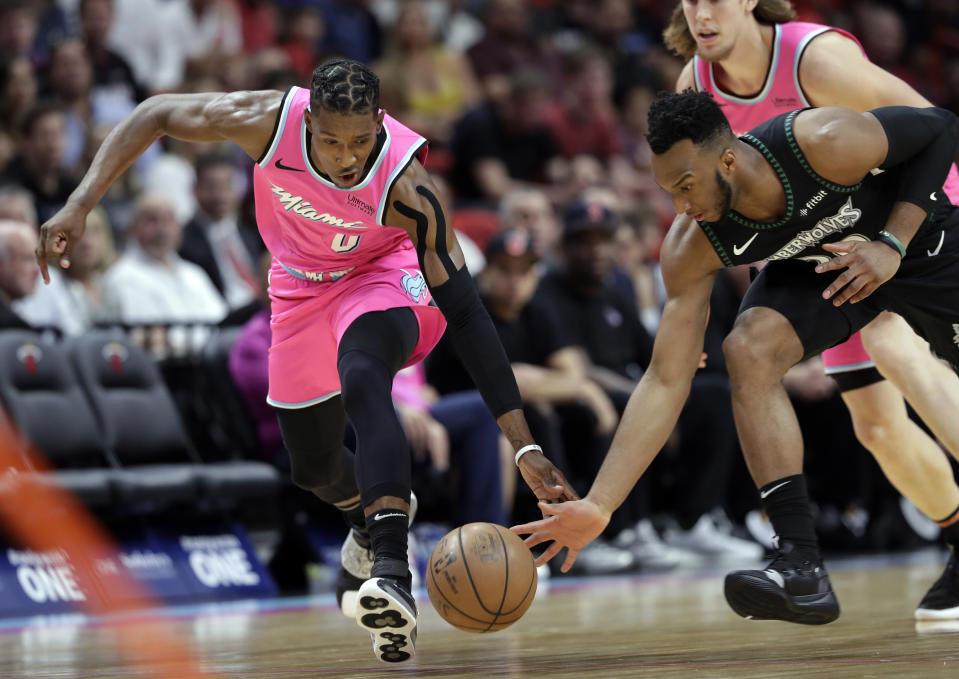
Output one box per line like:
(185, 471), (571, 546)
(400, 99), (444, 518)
(915, 549), (959, 620)
(724, 545), (839, 625)
(356, 576), (417, 663)
(336, 492), (418, 619)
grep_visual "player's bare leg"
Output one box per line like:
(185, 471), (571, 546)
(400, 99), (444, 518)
(860, 312), (959, 619)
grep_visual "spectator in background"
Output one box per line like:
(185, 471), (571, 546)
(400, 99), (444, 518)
(78, 0), (145, 104)
(371, 0), (484, 54)
(498, 185), (561, 262)
(179, 153), (263, 312)
(229, 250), (281, 464)
(0, 56), (38, 174)
(313, 0), (383, 65)
(105, 0), (186, 93)
(612, 205), (665, 335)
(466, 0), (561, 106)
(449, 68), (560, 205)
(165, 0), (243, 81)
(1, 103), (76, 224)
(102, 192), (226, 324)
(547, 46), (623, 163)
(0, 1), (41, 66)
(0, 219), (38, 328)
(374, 0), (479, 149)
(279, 5), (328, 83)
(0, 185), (37, 227)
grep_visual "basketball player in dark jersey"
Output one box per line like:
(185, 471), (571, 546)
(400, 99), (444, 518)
(514, 91), (959, 625)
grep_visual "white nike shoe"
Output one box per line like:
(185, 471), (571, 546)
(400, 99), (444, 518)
(336, 492), (418, 618)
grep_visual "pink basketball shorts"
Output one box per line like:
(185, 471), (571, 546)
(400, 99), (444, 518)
(821, 331), (874, 375)
(266, 245), (446, 408)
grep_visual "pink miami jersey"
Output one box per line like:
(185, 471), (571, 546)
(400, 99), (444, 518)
(695, 21), (959, 375)
(254, 86), (446, 408)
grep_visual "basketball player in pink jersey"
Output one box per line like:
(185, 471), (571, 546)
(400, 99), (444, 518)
(663, 0), (959, 621)
(35, 59), (577, 663)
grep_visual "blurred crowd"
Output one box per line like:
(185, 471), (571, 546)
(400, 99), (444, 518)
(1, 0), (957, 582)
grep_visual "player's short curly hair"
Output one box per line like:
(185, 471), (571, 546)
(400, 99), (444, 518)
(310, 58), (379, 115)
(647, 91), (733, 155)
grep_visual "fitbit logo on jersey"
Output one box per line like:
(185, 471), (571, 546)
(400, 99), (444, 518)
(270, 182), (367, 228)
(801, 190), (828, 215)
(767, 197), (862, 261)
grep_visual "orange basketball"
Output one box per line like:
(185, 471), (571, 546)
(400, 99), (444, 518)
(426, 522), (537, 633)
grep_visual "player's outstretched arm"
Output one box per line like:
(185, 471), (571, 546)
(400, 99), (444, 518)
(386, 160), (579, 506)
(36, 90), (282, 282)
(512, 218), (718, 571)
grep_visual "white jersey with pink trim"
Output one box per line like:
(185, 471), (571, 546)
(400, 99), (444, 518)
(253, 86), (428, 275)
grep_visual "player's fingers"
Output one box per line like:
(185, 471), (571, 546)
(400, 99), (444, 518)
(847, 281), (877, 305)
(815, 255), (847, 273)
(35, 243), (50, 284)
(821, 268), (857, 300)
(538, 500), (566, 516)
(821, 241), (852, 254)
(535, 541), (564, 567)
(561, 547), (580, 573)
(510, 519), (546, 536)
(522, 530), (554, 550)
(832, 275), (868, 307)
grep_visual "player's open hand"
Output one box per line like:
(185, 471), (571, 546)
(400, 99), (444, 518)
(516, 450), (579, 506)
(511, 499), (609, 573)
(816, 240), (900, 306)
(36, 203), (89, 284)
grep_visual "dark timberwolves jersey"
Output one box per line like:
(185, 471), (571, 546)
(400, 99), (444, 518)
(699, 109), (951, 267)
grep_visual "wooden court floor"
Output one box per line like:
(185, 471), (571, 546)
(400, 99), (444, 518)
(1, 551), (957, 678)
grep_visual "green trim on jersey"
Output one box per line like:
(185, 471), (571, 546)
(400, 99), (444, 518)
(699, 222), (735, 266)
(783, 110), (863, 193)
(727, 135), (795, 230)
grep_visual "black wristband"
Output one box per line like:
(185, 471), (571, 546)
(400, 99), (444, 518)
(876, 230), (906, 258)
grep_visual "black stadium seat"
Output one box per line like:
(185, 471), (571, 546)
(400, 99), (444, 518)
(70, 331), (279, 505)
(0, 330), (115, 507)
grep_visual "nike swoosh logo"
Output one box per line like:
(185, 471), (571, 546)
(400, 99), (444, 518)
(928, 230), (945, 257)
(274, 158), (304, 172)
(733, 233), (759, 256)
(759, 480), (791, 499)
(371, 512), (408, 522)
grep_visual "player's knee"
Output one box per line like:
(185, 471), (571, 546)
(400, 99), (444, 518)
(338, 350), (390, 410)
(287, 445), (346, 495)
(723, 329), (775, 381)
(850, 410), (902, 460)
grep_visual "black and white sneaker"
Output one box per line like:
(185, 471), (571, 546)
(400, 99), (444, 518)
(336, 492), (418, 618)
(915, 549), (959, 620)
(356, 577), (417, 663)
(724, 545), (839, 625)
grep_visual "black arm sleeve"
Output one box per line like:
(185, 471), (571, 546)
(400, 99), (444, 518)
(428, 266), (523, 417)
(871, 106), (959, 213)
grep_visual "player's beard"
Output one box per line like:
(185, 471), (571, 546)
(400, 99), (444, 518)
(716, 170), (733, 218)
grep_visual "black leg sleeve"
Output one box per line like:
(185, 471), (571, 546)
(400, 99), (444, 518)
(275, 397), (359, 505)
(337, 308), (420, 506)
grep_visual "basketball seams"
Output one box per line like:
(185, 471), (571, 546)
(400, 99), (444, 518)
(426, 558), (503, 626)
(457, 525), (502, 617)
